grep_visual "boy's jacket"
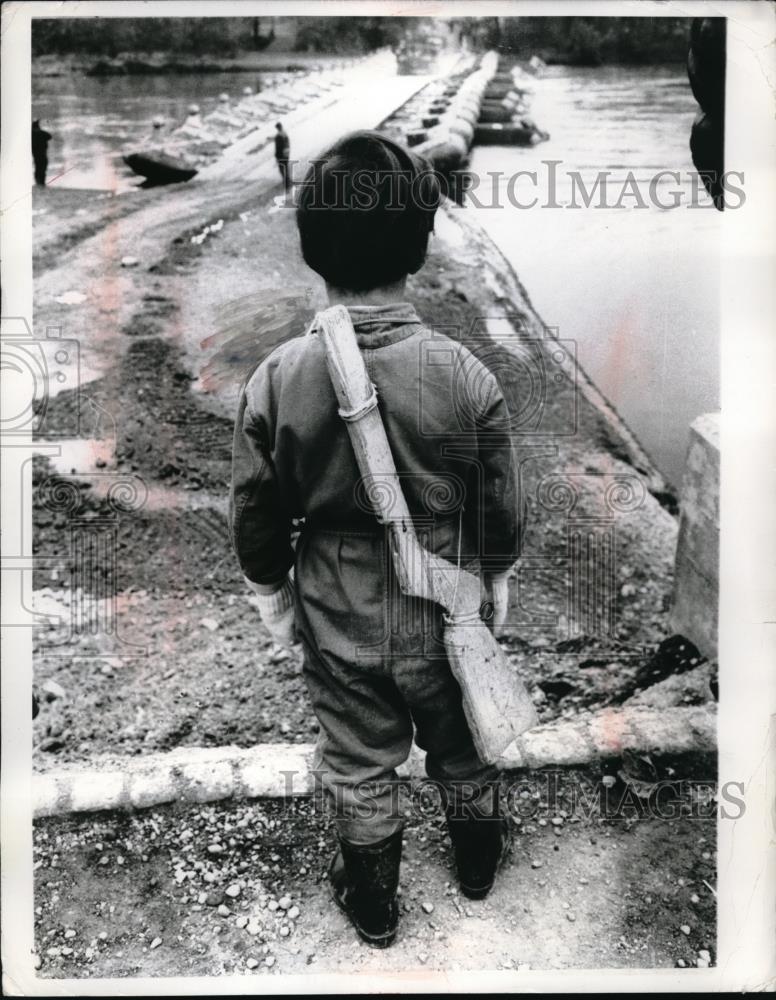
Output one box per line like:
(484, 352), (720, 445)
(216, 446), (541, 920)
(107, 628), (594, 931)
(229, 303), (523, 587)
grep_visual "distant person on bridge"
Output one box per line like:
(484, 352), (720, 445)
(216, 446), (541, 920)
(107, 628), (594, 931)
(32, 119), (52, 187)
(274, 122), (291, 198)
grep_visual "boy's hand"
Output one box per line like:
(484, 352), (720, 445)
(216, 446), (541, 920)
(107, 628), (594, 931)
(246, 575), (297, 649)
(482, 570), (511, 638)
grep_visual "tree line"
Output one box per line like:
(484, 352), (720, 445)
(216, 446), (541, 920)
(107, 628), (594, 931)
(33, 15), (693, 65)
(496, 16), (693, 66)
(31, 16), (419, 57)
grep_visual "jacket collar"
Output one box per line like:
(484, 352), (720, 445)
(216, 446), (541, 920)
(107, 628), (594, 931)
(345, 303), (424, 349)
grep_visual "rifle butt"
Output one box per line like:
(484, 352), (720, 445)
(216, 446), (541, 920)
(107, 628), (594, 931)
(443, 618), (538, 765)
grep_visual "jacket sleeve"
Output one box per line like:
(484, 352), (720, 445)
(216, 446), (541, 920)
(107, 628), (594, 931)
(228, 374), (294, 587)
(471, 376), (526, 574)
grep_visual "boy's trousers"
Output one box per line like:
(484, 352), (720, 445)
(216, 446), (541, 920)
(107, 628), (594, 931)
(294, 522), (499, 845)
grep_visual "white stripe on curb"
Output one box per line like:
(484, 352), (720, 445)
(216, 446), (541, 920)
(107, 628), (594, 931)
(33, 705), (715, 819)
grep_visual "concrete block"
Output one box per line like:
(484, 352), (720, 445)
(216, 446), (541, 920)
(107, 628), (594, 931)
(33, 775), (64, 817)
(671, 413), (720, 658)
(129, 767), (177, 810)
(69, 771), (127, 813)
(589, 708), (638, 756)
(634, 706), (701, 755)
(686, 705), (718, 750)
(236, 744), (314, 798)
(598, 706), (715, 758)
(178, 759), (234, 804)
(33, 704), (717, 818)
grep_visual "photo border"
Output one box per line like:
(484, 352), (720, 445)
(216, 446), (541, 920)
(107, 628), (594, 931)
(2, 0), (774, 994)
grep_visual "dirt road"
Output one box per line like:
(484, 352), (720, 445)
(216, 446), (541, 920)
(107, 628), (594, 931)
(34, 787), (717, 979)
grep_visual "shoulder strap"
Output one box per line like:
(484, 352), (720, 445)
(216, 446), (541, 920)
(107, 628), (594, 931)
(313, 305), (413, 527)
(314, 305), (437, 602)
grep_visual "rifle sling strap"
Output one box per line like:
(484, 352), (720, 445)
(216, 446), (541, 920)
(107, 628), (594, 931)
(312, 307), (466, 614)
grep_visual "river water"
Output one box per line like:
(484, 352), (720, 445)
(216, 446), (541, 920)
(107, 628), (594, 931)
(33, 62), (720, 487)
(467, 64), (721, 488)
(32, 71), (291, 191)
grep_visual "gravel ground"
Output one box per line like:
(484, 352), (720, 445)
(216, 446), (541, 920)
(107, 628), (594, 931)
(33, 777), (717, 979)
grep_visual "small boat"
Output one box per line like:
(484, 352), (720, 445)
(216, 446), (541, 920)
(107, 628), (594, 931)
(478, 103), (525, 124)
(123, 151), (198, 185)
(421, 138), (468, 174)
(473, 122), (549, 146)
(483, 83), (516, 100)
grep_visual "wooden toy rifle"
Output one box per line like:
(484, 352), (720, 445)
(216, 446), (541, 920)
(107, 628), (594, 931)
(315, 305), (538, 764)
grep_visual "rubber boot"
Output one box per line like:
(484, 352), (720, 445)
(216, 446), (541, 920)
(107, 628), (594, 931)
(329, 828), (402, 948)
(445, 787), (511, 900)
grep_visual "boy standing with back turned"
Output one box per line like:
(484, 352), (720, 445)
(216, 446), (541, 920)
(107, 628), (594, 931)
(229, 131), (523, 948)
